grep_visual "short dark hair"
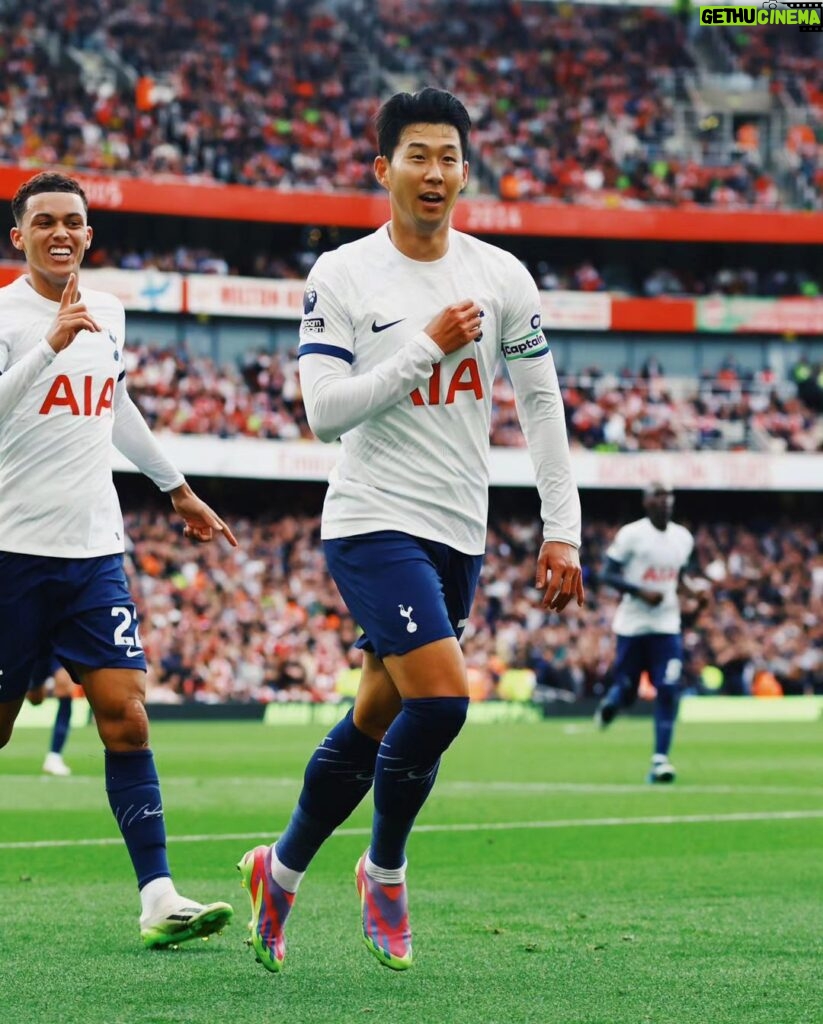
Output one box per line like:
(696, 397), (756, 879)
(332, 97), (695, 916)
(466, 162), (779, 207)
(643, 481), (673, 498)
(375, 87), (471, 161)
(11, 172), (88, 226)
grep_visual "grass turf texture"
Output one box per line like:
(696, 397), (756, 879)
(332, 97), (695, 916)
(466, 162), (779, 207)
(1, 718), (820, 1024)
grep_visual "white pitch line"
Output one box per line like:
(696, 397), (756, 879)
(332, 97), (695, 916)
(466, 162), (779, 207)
(441, 781), (823, 796)
(2, 775), (823, 797)
(1, 809), (822, 851)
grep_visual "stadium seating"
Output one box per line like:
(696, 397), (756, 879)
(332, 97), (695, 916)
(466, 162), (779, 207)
(122, 341), (823, 452)
(0, 0), (811, 207)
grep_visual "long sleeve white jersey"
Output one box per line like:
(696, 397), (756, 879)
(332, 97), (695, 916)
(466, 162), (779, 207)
(0, 275), (183, 557)
(298, 225), (581, 555)
(607, 517), (695, 636)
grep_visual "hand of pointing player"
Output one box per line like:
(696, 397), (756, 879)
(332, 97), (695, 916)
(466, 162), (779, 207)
(169, 482), (239, 547)
(46, 273), (102, 353)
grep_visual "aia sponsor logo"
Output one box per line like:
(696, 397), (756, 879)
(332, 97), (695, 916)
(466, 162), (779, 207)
(409, 358), (484, 406)
(39, 375), (115, 416)
(642, 566), (678, 583)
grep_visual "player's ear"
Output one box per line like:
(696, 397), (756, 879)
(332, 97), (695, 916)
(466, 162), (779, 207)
(374, 155), (390, 191)
(460, 162), (469, 191)
(84, 225), (93, 250)
(10, 226), (24, 251)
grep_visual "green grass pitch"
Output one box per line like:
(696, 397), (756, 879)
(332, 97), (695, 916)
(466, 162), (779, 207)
(1, 716), (820, 1024)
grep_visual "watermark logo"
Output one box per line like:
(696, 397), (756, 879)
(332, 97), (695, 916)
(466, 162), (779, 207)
(700, 2), (823, 29)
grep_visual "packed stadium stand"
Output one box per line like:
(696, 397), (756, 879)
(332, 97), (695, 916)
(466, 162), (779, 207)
(1, 0), (822, 207)
(122, 341), (822, 452)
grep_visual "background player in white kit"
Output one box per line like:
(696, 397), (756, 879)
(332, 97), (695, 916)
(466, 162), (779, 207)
(595, 482), (709, 782)
(238, 88), (584, 974)
(0, 172), (236, 949)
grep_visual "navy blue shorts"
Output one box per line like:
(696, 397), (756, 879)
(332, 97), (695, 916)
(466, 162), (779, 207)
(323, 531), (483, 659)
(613, 633), (684, 693)
(28, 654), (63, 691)
(0, 551), (146, 702)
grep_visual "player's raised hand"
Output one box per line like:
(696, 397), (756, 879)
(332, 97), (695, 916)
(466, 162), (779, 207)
(170, 482), (238, 547)
(424, 299), (485, 355)
(46, 273), (102, 353)
(535, 540), (585, 612)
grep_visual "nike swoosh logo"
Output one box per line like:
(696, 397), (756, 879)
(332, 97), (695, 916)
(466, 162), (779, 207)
(125, 648), (144, 658)
(371, 318), (405, 333)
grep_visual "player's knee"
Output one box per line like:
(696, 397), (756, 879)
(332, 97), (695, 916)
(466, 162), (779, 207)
(53, 670), (74, 698)
(354, 707), (394, 742)
(404, 695), (469, 750)
(656, 685), (680, 713)
(0, 724), (13, 749)
(96, 695), (150, 750)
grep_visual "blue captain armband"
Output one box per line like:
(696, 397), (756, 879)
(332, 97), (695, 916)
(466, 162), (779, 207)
(501, 331), (549, 361)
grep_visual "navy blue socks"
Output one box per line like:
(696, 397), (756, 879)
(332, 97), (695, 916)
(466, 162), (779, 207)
(50, 696), (72, 754)
(654, 686), (680, 757)
(276, 709), (380, 872)
(277, 698), (470, 875)
(371, 696), (469, 870)
(104, 749), (169, 889)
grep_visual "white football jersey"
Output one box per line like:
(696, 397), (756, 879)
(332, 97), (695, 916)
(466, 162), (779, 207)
(298, 225), (580, 555)
(607, 517), (695, 636)
(0, 276), (129, 557)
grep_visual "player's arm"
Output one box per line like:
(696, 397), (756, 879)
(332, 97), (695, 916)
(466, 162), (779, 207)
(599, 556), (662, 606)
(503, 276), (583, 612)
(299, 339), (441, 443)
(600, 556), (642, 596)
(0, 274), (101, 424)
(0, 337), (57, 424)
(298, 261), (480, 442)
(112, 378), (237, 547)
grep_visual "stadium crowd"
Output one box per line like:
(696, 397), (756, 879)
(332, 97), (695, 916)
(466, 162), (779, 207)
(125, 342), (823, 453)
(124, 507), (822, 706)
(0, 0), (380, 188)
(0, 0), (805, 207)
(714, 21), (823, 204)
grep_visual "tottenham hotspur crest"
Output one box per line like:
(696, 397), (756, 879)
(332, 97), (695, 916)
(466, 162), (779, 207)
(398, 604), (418, 633)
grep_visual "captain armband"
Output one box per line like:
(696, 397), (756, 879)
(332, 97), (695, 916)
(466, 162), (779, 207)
(501, 331), (549, 362)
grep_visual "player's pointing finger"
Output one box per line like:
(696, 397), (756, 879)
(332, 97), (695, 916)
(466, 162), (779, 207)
(196, 505), (239, 547)
(215, 517), (238, 548)
(60, 273), (76, 307)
